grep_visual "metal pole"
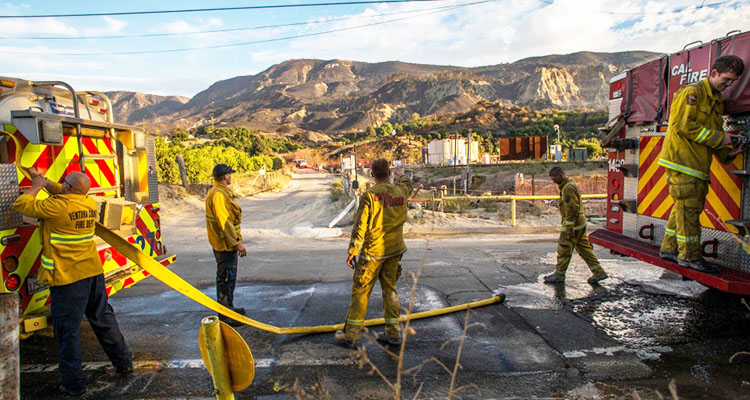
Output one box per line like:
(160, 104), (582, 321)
(201, 316), (234, 400)
(176, 155), (188, 188)
(0, 294), (19, 400)
(452, 133), (457, 195)
(511, 198), (516, 227)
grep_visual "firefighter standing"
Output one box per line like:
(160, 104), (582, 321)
(658, 55), (746, 273)
(206, 163), (247, 327)
(13, 172), (133, 396)
(337, 159), (413, 347)
(544, 167), (608, 284)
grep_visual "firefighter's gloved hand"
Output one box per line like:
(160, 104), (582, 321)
(729, 131), (748, 156)
(237, 243), (247, 257)
(346, 254), (356, 269)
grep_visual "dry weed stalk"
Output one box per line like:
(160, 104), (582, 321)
(287, 377), (332, 400)
(349, 239), (484, 399)
(730, 297), (750, 363)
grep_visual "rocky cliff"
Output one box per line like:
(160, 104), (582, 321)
(112, 51), (658, 136)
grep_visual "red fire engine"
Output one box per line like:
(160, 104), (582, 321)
(0, 77), (176, 335)
(590, 30), (750, 294)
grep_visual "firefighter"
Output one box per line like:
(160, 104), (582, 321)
(544, 167), (608, 284)
(658, 55), (746, 273)
(206, 163), (247, 327)
(13, 171), (133, 396)
(336, 159), (413, 347)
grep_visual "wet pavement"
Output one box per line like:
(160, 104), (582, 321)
(19, 230), (750, 399)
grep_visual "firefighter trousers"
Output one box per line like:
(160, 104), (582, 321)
(660, 170), (708, 261)
(213, 250), (239, 309)
(50, 274), (132, 393)
(343, 255), (402, 342)
(554, 227), (604, 277)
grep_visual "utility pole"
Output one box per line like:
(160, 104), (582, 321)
(452, 132), (457, 195)
(464, 131), (471, 195)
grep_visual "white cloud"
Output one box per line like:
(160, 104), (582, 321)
(1, 0), (748, 97)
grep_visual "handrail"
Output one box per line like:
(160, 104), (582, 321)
(408, 193), (607, 227)
(30, 80), (84, 172)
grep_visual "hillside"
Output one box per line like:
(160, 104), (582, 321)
(111, 51), (659, 136)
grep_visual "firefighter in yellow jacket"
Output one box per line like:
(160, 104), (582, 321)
(336, 159), (413, 347)
(658, 55), (745, 273)
(544, 167), (608, 284)
(206, 163), (247, 327)
(13, 171), (132, 396)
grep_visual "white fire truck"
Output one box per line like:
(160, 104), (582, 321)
(591, 30), (750, 294)
(0, 77), (175, 335)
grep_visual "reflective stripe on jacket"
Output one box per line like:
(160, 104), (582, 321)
(206, 181), (242, 251)
(349, 175), (413, 260)
(558, 178), (587, 232)
(658, 78), (734, 180)
(12, 186), (102, 286)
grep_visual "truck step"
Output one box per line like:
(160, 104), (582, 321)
(589, 229), (750, 295)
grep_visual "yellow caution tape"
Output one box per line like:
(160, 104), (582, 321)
(5, 128), (505, 334)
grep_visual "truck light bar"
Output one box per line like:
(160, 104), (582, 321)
(0, 79), (15, 88)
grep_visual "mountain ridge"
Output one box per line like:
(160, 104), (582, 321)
(109, 50), (659, 136)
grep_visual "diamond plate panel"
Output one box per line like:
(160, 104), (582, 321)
(0, 164), (23, 230)
(622, 212), (638, 238)
(608, 99), (622, 120)
(636, 214), (668, 247)
(727, 115), (750, 220)
(624, 148), (638, 165)
(624, 125), (640, 139)
(146, 137), (158, 204)
(624, 177), (638, 201)
(634, 214), (750, 273)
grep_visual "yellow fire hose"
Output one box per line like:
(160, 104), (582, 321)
(5, 129), (506, 334)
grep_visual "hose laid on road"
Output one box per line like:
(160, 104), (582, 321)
(96, 223), (505, 334)
(6, 129), (505, 334)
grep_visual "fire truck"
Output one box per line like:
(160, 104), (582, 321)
(0, 77), (176, 335)
(590, 30), (750, 294)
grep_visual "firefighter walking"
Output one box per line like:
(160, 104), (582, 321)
(544, 167), (608, 284)
(337, 159), (413, 347)
(206, 163), (247, 327)
(13, 172), (133, 396)
(658, 55), (746, 273)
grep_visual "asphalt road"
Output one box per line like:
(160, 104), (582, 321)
(19, 172), (750, 399)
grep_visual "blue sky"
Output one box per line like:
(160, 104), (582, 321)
(1, 0), (748, 97)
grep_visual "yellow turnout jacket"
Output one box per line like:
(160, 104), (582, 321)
(558, 178), (587, 232)
(13, 183), (102, 286)
(206, 182), (242, 251)
(658, 78), (734, 180)
(349, 175), (413, 260)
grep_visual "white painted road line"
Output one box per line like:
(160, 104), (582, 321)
(21, 357), (356, 373)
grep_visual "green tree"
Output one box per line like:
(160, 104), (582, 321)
(575, 137), (604, 159)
